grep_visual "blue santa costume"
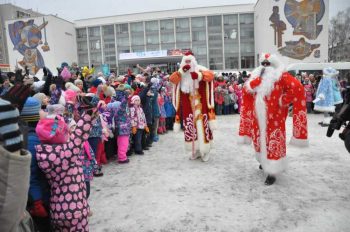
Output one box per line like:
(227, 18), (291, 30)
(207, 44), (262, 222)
(313, 67), (343, 125)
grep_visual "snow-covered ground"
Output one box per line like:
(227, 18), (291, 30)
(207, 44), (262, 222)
(89, 114), (350, 232)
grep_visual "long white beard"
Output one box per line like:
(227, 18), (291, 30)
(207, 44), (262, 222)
(181, 72), (198, 94)
(256, 66), (283, 97)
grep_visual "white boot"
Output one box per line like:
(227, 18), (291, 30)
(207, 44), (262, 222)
(201, 152), (210, 162)
(189, 150), (201, 160)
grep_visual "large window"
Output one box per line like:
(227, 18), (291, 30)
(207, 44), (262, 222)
(160, 19), (175, 50)
(224, 14), (239, 69)
(77, 41), (88, 52)
(103, 25), (116, 68)
(191, 17), (207, 66)
(145, 21), (159, 32)
(208, 15), (223, 70)
(160, 19), (174, 31)
(176, 18), (189, 30)
(76, 28), (87, 39)
(176, 18), (190, 46)
(192, 17), (206, 28)
(130, 22), (144, 33)
(117, 37), (129, 47)
(240, 13), (254, 69)
(88, 27), (100, 38)
(116, 24), (128, 34)
(131, 22), (145, 48)
(145, 20), (159, 50)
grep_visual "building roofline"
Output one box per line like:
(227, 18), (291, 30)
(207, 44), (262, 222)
(74, 3), (255, 22)
(0, 3), (43, 16)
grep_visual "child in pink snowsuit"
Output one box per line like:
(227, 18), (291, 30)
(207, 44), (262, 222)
(36, 104), (95, 231)
(113, 86), (131, 164)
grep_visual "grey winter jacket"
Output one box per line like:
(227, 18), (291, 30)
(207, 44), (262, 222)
(0, 146), (31, 232)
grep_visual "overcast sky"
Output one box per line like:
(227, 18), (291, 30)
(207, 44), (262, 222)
(0, 0), (348, 21)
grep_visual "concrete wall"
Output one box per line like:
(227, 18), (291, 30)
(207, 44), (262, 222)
(254, 0), (329, 66)
(5, 15), (77, 77)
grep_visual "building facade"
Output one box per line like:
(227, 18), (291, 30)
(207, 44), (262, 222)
(0, 3), (42, 67)
(3, 0), (330, 76)
(74, 4), (255, 74)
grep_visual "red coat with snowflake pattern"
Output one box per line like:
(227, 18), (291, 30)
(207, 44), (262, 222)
(239, 72), (308, 175)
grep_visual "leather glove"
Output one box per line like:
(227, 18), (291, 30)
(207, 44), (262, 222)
(182, 64), (191, 72)
(132, 127), (137, 135)
(190, 72), (198, 80)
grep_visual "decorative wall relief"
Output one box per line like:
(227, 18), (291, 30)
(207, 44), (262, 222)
(284, 0), (325, 40)
(8, 18), (50, 75)
(278, 37), (320, 60)
(269, 6), (287, 48)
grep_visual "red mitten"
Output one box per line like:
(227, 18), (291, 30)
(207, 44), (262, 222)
(249, 77), (262, 90)
(190, 72), (198, 80)
(182, 64), (191, 72)
(30, 200), (48, 217)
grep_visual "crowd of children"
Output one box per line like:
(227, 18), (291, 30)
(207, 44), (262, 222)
(0, 64), (176, 231)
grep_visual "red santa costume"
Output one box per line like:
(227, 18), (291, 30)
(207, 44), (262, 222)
(238, 53), (308, 185)
(169, 52), (216, 161)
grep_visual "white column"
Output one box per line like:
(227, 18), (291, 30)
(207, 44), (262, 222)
(238, 14), (241, 70)
(222, 14), (225, 70)
(114, 24), (119, 75)
(100, 26), (104, 64)
(86, 27), (91, 67)
(205, 16), (209, 68)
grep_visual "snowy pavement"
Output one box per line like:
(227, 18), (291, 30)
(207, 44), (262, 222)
(89, 114), (350, 232)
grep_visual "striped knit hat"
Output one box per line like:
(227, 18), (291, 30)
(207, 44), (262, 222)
(20, 97), (41, 123)
(0, 98), (23, 152)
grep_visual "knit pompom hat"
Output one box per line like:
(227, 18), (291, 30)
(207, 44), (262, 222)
(131, 95), (140, 104)
(0, 98), (23, 152)
(65, 82), (81, 92)
(20, 97), (41, 123)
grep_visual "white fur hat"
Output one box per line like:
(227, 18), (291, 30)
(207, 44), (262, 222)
(323, 67), (339, 77)
(65, 82), (81, 92)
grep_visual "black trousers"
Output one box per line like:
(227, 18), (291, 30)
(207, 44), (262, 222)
(134, 129), (143, 152)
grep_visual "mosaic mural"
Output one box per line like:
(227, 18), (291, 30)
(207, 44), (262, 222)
(269, 6), (287, 48)
(278, 37), (320, 60)
(8, 18), (50, 75)
(284, 0), (325, 40)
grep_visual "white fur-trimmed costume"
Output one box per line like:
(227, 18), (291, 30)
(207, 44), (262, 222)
(239, 53), (309, 175)
(169, 52), (216, 160)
